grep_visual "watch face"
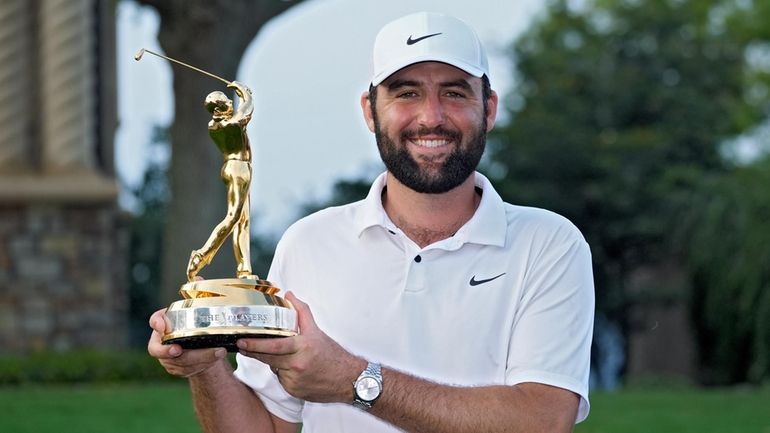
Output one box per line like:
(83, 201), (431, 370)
(355, 376), (381, 401)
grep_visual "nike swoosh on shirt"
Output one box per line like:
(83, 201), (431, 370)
(406, 32), (442, 45)
(469, 273), (506, 286)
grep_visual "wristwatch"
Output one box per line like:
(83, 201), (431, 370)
(352, 361), (383, 410)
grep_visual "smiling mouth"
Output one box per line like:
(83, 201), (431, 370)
(402, 127), (462, 151)
(411, 138), (451, 148)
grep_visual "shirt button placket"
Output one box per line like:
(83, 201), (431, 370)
(405, 251), (426, 293)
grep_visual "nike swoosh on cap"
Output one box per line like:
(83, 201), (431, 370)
(469, 273), (506, 286)
(406, 32), (442, 45)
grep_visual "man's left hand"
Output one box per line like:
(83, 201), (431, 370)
(236, 292), (365, 403)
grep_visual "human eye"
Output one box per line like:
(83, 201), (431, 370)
(444, 90), (466, 98)
(396, 89), (419, 99)
(386, 80), (421, 99)
(442, 80), (473, 99)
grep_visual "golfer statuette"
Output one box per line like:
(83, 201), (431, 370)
(135, 49), (298, 350)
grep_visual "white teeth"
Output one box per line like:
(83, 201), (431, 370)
(413, 139), (449, 148)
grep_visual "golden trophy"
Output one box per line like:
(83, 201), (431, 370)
(135, 49), (298, 350)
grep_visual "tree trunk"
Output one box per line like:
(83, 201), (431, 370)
(135, 0), (304, 304)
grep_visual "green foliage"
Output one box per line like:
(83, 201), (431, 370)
(297, 176), (375, 218)
(0, 350), (177, 385)
(127, 128), (169, 346)
(675, 156), (770, 383)
(487, 0), (770, 383)
(249, 231), (278, 279)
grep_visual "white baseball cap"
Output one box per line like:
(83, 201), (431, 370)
(370, 12), (489, 86)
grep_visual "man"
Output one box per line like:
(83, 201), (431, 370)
(148, 12), (594, 433)
(187, 81), (255, 281)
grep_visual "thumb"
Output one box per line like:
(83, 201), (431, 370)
(285, 291), (317, 334)
(149, 308), (170, 333)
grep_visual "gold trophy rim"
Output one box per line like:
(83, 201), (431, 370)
(162, 277), (299, 351)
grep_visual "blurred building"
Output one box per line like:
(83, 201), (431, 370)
(626, 263), (697, 383)
(0, 0), (127, 353)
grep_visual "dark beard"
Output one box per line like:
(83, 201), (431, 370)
(374, 121), (487, 194)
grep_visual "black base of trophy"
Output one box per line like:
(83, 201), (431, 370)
(165, 333), (283, 352)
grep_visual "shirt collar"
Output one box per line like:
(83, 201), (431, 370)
(353, 172), (507, 247)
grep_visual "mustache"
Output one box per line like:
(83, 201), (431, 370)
(400, 126), (462, 142)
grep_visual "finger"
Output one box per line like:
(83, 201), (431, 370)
(148, 309), (168, 333)
(147, 330), (183, 359)
(285, 292), (317, 333)
(147, 309), (184, 359)
(169, 347), (225, 366)
(179, 347), (227, 366)
(236, 335), (297, 355)
(240, 351), (289, 370)
(163, 348), (228, 378)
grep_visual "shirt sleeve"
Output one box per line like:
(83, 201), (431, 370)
(505, 229), (595, 423)
(233, 354), (304, 423)
(231, 240), (305, 423)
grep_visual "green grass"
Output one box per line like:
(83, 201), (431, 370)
(577, 385), (770, 433)
(2, 382), (199, 433)
(2, 383), (769, 432)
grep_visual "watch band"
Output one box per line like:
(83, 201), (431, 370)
(352, 361), (383, 410)
(362, 362), (381, 380)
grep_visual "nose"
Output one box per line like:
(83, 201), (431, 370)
(417, 94), (445, 128)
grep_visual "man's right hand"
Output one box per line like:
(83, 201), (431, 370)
(147, 308), (228, 378)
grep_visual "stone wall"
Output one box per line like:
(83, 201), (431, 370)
(0, 204), (127, 353)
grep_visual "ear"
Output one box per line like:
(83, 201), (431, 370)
(485, 90), (499, 132)
(361, 90), (376, 133)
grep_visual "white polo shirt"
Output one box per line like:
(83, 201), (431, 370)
(234, 172), (595, 432)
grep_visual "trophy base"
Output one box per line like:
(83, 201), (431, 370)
(165, 330), (293, 352)
(162, 278), (298, 352)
